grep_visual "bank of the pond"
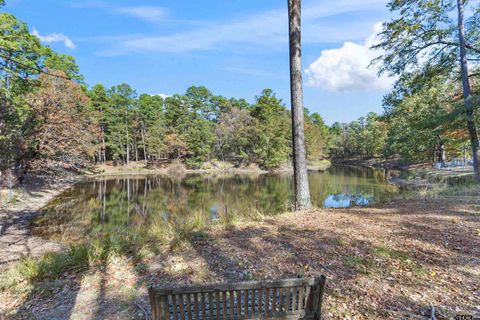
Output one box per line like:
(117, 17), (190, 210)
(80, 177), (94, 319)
(331, 157), (424, 170)
(92, 160), (332, 177)
(332, 157), (477, 189)
(391, 166), (476, 188)
(1, 183), (479, 319)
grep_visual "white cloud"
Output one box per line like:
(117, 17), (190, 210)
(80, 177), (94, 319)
(32, 28), (76, 49)
(71, 2), (167, 23)
(120, 9), (285, 54)
(115, 6), (167, 23)
(99, 0), (388, 55)
(305, 23), (394, 92)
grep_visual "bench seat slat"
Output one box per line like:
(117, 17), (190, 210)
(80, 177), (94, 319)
(179, 294), (186, 320)
(265, 288), (270, 315)
(151, 278), (318, 295)
(173, 295), (179, 320)
(298, 287), (303, 311)
(251, 289), (256, 316)
(202, 293), (207, 320)
(236, 290), (242, 318)
(223, 292), (228, 320)
(216, 292), (221, 320)
(229, 291), (235, 319)
(209, 292), (214, 319)
(291, 287), (297, 312)
(285, 288), (291, 312)
(149, 276), (325, 320)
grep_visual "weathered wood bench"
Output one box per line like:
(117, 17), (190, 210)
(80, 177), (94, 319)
(149, 276), (326, 320)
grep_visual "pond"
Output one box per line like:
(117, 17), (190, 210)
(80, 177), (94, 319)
(32, 166), (399, 248)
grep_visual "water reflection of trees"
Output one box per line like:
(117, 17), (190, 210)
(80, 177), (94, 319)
(33, 167), (398, 248)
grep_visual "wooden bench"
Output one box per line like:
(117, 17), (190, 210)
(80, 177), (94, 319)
(149, 276), (326, 320)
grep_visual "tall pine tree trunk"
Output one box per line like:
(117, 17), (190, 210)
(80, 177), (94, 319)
(288, 0), (311, 210)
(457, 0), (480, 183)
(141, 123), (147, 163)
(135, 140), (138, 162)
(125, 110), (130, 165)
(101, 135), (106, 163)
(100, 105), (106, 164)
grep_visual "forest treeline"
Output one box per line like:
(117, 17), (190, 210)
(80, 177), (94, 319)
(0, 12), (331, 174)
(89, 85), (330, 169)
(329, 74), (479, 163)
(2, 0), (480, 181)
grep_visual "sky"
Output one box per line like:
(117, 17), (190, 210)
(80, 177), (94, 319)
(4, 0), (396, 124)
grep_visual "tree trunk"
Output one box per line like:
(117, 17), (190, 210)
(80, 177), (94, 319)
(457, 0), (480, 183)
(141, 123), (147, 164)
(438, 143), (446, 165)
(100, 105), (106, 164)
(125, 110), (130, 165)
(288, 0), (311, 210)
(101, 135), (106, 163)
(135, 140), (138, 162)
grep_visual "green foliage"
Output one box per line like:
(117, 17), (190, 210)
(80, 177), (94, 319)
(145, 117), (167, 159)
(370, 0), (480, 166)
(0, 12), (92, 174)
(373, 0), (480, 76)
(43, 49), (84, 83)
(0, 245), (90, 290)
(344, 255), (375, 274)
(328, 112), (387, 159)
(86, 84), (319, 169)
(305, 111), (329, 160)
(185, 116), (215, 168)
(83, 84), (323, 169)
(0, 13), (44, 169)
(215, 107), (256, 164)
(384, 70), (466, 161)
(251, 89), (291, 168)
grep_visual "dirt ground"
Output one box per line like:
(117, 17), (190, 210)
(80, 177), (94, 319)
(0, 174), (82, 266)
(1, 189), (479, 320)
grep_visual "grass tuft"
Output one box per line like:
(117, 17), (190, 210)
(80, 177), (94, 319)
(0, 245), (90, 291)
(344, 255), (375, 274)
(371, 245), (428, 275)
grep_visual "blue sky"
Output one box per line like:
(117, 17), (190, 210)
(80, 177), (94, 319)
(4, 0), (395, 124)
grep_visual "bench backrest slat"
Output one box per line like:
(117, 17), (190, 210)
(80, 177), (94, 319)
(149, 276), (326, 320)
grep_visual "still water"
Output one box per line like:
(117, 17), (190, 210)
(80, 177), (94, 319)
(33, 166), (398, 245)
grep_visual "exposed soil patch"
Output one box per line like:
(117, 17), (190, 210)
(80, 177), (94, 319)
(0, 174), (81, 265)
(1, 194), (479, 319)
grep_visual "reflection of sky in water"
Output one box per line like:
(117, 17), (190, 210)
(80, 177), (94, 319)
(161, 211), (170, 221)
(210, 204), (220, 221)
(323, 193), (372, 209)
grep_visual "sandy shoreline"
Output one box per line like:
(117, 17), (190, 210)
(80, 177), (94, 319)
(0, 175), (82, 266)
(91, 161), (332, 177)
